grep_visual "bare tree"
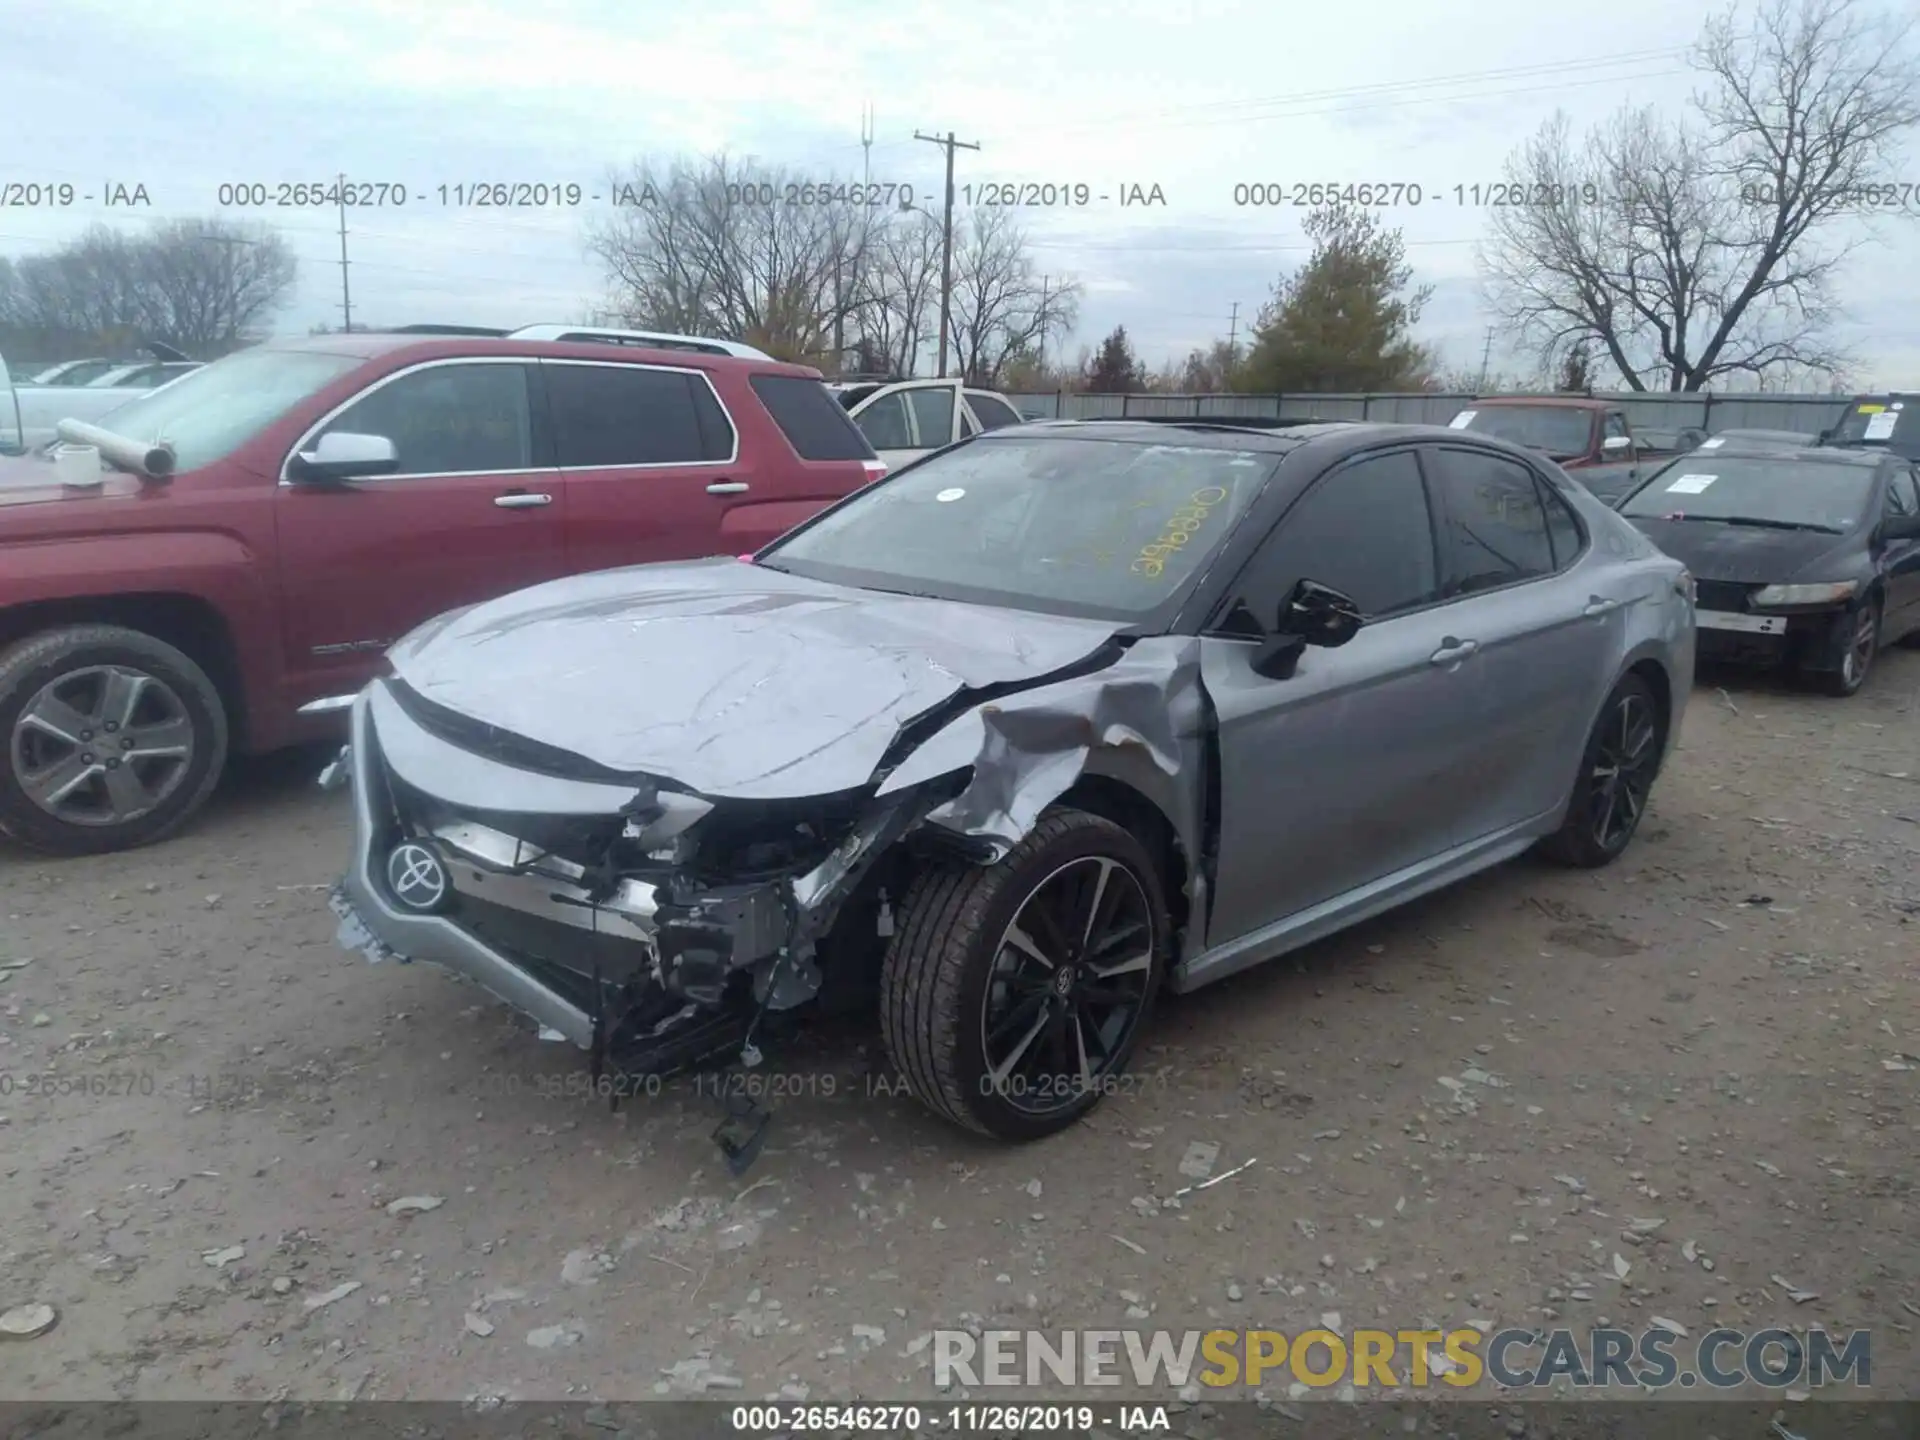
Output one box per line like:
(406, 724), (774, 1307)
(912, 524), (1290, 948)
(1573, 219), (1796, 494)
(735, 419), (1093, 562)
(586, 154), (887, 367)
(946, 208), (1080, 388)
(134, 220), (298, 354)
(0, 219), (295, 359)
(1482, 0), (1918, 391)
(858, 211), (942, 376)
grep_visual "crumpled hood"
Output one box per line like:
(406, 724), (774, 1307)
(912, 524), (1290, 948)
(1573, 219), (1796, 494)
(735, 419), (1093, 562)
(1626, 518), (1857, 584)
(387, 557), (1129, 799)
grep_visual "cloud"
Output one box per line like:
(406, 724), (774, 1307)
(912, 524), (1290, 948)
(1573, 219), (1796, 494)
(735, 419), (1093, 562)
(4, 0), (1916, 383)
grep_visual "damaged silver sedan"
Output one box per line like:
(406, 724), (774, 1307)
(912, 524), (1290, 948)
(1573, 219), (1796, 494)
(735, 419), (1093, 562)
(330, 419), (1695, 1148)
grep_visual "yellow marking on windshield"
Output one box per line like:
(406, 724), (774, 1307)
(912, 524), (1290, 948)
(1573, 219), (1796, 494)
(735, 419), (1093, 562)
(1132, 486), (1231, 578)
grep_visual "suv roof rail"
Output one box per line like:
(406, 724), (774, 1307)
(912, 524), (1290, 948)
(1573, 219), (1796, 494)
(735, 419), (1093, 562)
(508, 324), (775, 361)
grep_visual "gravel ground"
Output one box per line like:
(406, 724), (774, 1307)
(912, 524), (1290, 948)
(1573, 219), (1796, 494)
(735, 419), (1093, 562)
(2, 653), (1917, 1408)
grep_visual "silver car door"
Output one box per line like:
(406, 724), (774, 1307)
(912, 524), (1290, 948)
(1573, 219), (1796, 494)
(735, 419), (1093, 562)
(1201, 447), (1487, 945)
(848, 379), (963, 469)
(1423, 445), (1627, 841)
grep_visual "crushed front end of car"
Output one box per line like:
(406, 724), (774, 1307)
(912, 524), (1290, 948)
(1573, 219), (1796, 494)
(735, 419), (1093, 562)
(326, 560), (1206, 1163)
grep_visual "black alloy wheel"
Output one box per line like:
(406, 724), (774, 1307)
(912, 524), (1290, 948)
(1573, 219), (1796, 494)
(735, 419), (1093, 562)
(1538, 672), (1662, 869)
(880, 809), (1170, 1140)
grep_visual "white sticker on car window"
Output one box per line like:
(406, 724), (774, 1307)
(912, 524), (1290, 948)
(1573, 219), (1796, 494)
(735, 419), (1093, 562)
(935, 487), (966, 502)
(1864, 410), (1899, 440)
(1448, 411), (1477, 429)
(1666, 473), (1717, 494)
(1699, 436), (1724, 448)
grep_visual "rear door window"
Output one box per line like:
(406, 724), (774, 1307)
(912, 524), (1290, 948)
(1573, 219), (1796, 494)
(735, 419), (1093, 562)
(544, 362), (730, 466)
(965, 391), (1024, 431)
(905, 387), (955, 448)
(1427, 446), (1558, 596)
(749, 373), (878, 460)
(854, 392), (913, 450)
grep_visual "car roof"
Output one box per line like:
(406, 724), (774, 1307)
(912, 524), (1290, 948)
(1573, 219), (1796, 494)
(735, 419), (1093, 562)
(1677, 443), (1884, 467)
(249, 333), (823, 377)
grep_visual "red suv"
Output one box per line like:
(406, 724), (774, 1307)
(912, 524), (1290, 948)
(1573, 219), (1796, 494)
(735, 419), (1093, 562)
(0, 333), (885, 854)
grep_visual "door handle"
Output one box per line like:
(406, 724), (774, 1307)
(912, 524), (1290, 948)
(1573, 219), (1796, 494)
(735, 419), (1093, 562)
(1583, 595), (1623, 617)
(1429, 638), (1479, 665)
(493, 492), (552, 509)
(705, 481), (750, 495)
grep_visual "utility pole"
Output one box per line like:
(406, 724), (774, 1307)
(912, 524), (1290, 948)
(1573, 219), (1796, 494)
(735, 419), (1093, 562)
(1227, 301), (1240, 359)
(1036, 274), (1050, 374)
(914, 129), (980, 379)
(336, 172), (353, 333)
(1476, 325), (1495, 392)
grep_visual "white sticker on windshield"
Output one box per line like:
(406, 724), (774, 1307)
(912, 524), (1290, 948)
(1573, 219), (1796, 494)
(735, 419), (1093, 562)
(1699, 436), (1724, 448)
(1665, 473), (1717, 494)
(935, 487), (966, 502)
(1863, 410), (1898, 440)
(1448, 410), (1477, 429)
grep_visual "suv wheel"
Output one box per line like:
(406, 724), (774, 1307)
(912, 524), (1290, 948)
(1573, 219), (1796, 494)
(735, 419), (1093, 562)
(1537, 672), (1663, 869)
(0, 625), (228, 855)
(880, 809), (1169, 1141)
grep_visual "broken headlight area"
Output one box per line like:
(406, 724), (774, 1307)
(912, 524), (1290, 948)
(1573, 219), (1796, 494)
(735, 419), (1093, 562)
(346, 699), (957, 1086)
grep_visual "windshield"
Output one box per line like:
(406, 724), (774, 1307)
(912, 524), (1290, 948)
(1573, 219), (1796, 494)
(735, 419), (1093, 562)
(1829, 401), (1913, 448)
(760, 434), (1279, 619)
(62, 348), (362, 472)
(1619, 457), (1876, 532)
(1456, 406), (1594, 458)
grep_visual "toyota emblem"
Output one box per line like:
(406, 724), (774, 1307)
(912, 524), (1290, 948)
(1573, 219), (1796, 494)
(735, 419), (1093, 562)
(386, 842), (449, 912)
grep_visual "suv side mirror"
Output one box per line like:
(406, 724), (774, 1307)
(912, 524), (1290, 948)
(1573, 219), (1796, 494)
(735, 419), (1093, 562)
(288, 431), (399, 483)
(1250, 579), (1365, 679)
(1885, 513), (1920, 541)
(1602, 434), (1631, 452)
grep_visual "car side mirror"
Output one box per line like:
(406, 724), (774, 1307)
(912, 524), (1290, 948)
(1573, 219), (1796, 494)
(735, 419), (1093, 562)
(1250, 579), (1365, 679)
(1885, 513), (1920, 540)
(288, 431), (399, 483)
(1602, 434), (1631, 452)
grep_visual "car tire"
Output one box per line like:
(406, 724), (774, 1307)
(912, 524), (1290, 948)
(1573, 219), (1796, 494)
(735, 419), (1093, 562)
(879, 808), (1169, 1141)
(0, 625), (228, 855)
(1807, 597), (1879, 697)
(1537, 671), (1664, 869)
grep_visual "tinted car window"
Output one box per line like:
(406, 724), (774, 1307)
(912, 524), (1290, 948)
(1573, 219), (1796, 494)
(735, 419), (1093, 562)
(546, 363), (723, 466)
(855, 392), (913, 449)
(1428, 447), (1557, 596)
(1541, 479), (1584, 566)
(1234, 449), (1438, 620)
(324, 362), (533, 475)
(1887, 467), (1919, 516)
(749, 373), (878, 461)
(966, 392), (1023, 430)
(906, 387), (954, 447)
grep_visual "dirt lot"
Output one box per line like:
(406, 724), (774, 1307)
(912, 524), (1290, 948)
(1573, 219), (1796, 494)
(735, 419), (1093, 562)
(2, 654), (1917, 1409)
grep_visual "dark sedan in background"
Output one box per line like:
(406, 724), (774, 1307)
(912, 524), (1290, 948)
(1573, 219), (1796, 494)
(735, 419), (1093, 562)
(1615, 444), (1920, 695)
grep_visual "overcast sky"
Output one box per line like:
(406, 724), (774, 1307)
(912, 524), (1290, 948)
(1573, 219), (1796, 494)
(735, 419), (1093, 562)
(6, 0), (1919, 386)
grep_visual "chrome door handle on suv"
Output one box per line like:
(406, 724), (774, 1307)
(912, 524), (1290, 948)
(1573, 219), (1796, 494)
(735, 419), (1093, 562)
(494, 492), (553, 509)
(705, 481), (750, 495)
